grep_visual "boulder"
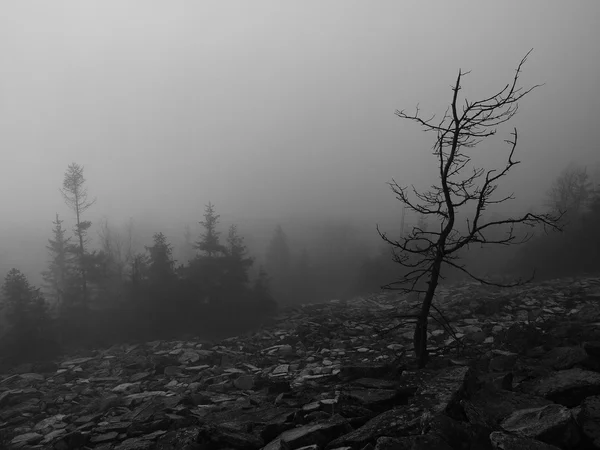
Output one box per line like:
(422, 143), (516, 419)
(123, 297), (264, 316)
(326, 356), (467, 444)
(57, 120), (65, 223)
(520, 368), (600, 407)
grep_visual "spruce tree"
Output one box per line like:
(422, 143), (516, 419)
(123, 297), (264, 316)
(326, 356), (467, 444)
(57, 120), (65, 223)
(1, 269), (49, 338)
(42, 214), (76, 309)
(223, 225), (254, 292)
(146, 232), (177, 287)
(195, 202), (226, 257)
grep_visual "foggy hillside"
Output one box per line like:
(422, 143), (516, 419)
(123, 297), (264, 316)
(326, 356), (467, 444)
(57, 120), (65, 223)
(3, 3), (600, 449)
(1, 1), (600, 363)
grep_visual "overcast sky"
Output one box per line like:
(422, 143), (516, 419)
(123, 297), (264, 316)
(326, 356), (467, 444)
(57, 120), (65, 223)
(1, 1), (599, 271)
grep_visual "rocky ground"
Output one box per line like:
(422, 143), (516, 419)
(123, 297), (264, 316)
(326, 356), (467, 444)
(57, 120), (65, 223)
(2, 276), (600, 449)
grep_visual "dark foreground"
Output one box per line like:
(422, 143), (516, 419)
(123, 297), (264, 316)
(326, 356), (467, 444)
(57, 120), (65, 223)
(1, 277), (600, 449)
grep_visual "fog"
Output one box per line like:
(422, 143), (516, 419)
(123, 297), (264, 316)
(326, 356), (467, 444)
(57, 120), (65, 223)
(1, 1), (599, 283)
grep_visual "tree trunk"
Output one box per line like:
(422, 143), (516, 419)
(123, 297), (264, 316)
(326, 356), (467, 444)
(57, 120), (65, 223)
(75, 203), (88, 309)
(413, 254), (443, 368)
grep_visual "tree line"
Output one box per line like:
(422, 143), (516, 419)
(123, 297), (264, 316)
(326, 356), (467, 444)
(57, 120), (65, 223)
(0, 164), (279, 364)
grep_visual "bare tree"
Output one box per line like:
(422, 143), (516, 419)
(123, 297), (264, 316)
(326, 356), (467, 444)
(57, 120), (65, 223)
(546, 163), (593, 219)
(61, 163), (96, 309)
(377, 50), (562, 368)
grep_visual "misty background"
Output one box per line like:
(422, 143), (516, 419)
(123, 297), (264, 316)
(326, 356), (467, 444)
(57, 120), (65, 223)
(1, 1), (599, 286)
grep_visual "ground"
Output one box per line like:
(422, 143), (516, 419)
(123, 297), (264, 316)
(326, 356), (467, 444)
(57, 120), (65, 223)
(1, 276), (600, 449)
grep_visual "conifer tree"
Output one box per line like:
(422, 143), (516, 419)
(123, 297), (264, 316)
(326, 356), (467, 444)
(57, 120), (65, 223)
(146, 232), (177, 286)
(42, 214), (75, 309)
(1, 269), (49, 338)
(224, 224), (254, 289)
(60, 163), (95, 308)
(195, 202), (226, 257)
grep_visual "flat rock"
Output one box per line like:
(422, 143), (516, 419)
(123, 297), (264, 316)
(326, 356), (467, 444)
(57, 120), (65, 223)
(500, 404), (580, 448)
(374, 434), (453, 450)
(540, 346), (588, 370)
(489, 432), (561, 450)
(520, 368), (600, 407)
(268, 416), (352, 450)
(325, 406), (423, 449)
(10, 432), (44, 447)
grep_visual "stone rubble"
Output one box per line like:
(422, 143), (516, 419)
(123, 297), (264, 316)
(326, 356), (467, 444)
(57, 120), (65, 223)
(0, 276), (599, 449)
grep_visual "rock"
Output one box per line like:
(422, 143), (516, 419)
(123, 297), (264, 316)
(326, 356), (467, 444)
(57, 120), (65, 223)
(198, 423), (264, 449)
(114, 438), (154, 449)
(489, 431), (561, 450)
(424, 414), (476, 449)
(267, 416), (352, 449)
(374, 434), (453, 449)
(352, 378), (400, 390)
(419, 366), (475, 415)
(470, 389), (554, 424)
(113, 382), (141, 393)
(19, 372), (45, 382)
(540, 346), (588, 370)
(279, 345), (295, 356)
(343, 388), (408, 412)
(90, 431), (120, 443)
(10, 432), (44, 447)
(500, 404), (580, 448)
(584, 341), (600, 357)
(325, 407), (420, 449)
(338, 363), (395, 381)
(489, 351), (518, 372)
(234, 375), (255, 390)
(579, 395), (600, 448)
(273, 364), (290, 375)
(520, 368), (600, 407)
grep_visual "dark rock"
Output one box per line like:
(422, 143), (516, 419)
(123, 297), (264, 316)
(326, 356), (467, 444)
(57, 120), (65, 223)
(0, 388), (41, 408)
(489, 352), (518, 372)
(268, 380), (292, 395)
(470, 389), (554, 424)
(374, 434), (453, 450)
(338, 364), (395, 382)
(90, 431), (120, 443)
(9, 432), (44, 448)
(579, 395), (600, 448)
(500, 404), (580, 449)
(198, 422), (264, 450)
(520, 368), (600, 407)
(154, 426), (202, 449)
(326, 406), (422, 449)
(327, 367), (472, 449)
(267, 416), (352, 450)
(54, 431), (88, 449)
(584, 341), (600, 358)
(351, 378), (400, 390)
(417, 367), (475, 418)
(337, 404), (377, 420)
(424, 414), (474, 449)
(489, 432), (561, 450)
(114, 437), (154, 450)
(497, 323), (546, 354)
(540, 346), (588, 370)
(343, 389), (408, 412)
